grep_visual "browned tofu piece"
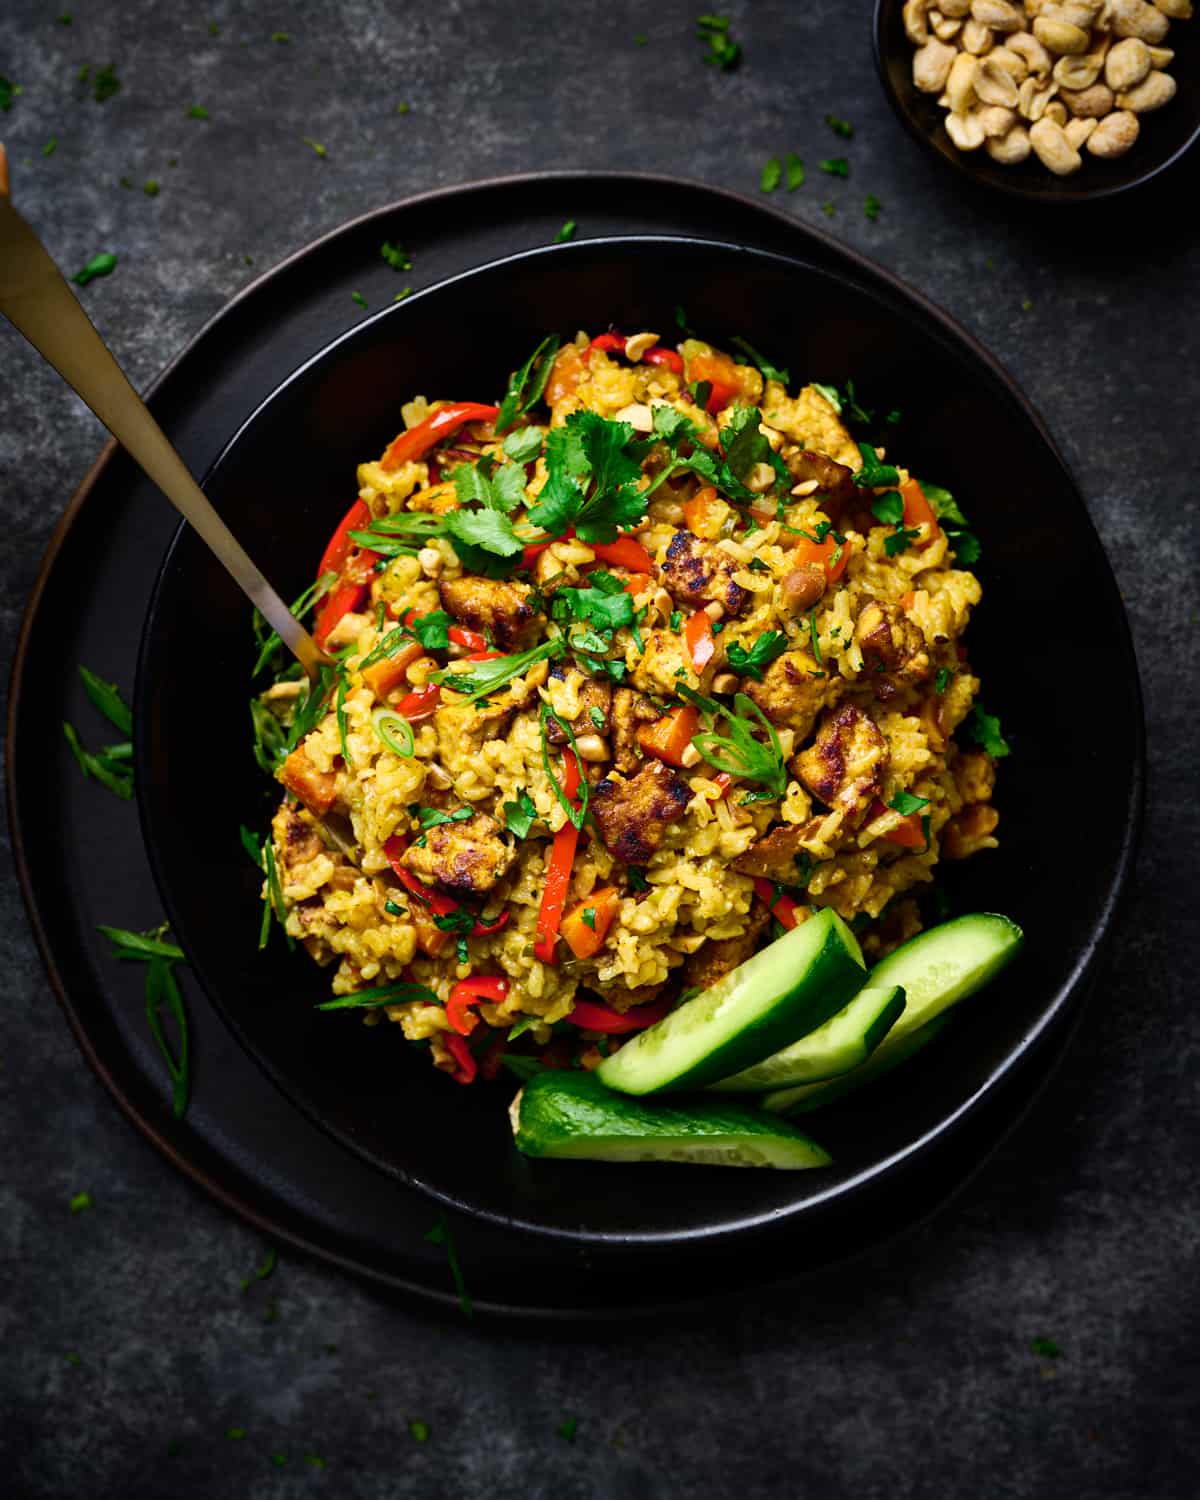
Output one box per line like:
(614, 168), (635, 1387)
(278, 746), (338, 816)
(611, 687), (660, 772)
(402, 810), (517, 897)
(683, 905), (771, 992)
(731, 824), (812, 884)
(545, 667), (613, 744)
(784, 450), (857, 516)
(590, 759), (692, 865)
(743, 650), (826, 738)
(660, 530), (748, 616)
(438, 575), (538, 652)
(794, 704), (889, 822)
(272, 802), (324, 875)
(854, 600), (931, 700)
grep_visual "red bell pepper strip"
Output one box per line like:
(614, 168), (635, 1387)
(566, 996), (675, 1033)
(753, 877), (801, 931)
(642, 346), (684, 374)
(447, 625), (488, 652)
(317, 498), (371, 581)
(590, 536), (655, 572)
(533, 747), (584, 964)
(314, 579), (369, 649)
(446, 975), (511, 1035)
(869, 798), (927, 848)
(711, 772), (733, 800)
(394, 684), (441, 721)
(383, 838), (459, 915)
(520, 537), (555, 570)
(584, 332), (625, 358)
(444, 1033), (478, 1085)
(471, 909), (510, 937)
(379, 402), (500, 473)
(684, 609), (715, 671)
(706, 381), (737, 415)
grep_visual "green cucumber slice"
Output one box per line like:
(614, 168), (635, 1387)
(511, 1071), (832, 1168)
(595, 906), (866, 1096)
(708, 984), (906, 1093)
(762, 910), (1023, 1115)
(762, 1015), (950, 1115)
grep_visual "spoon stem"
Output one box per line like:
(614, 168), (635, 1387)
(0, 184), (326, 680)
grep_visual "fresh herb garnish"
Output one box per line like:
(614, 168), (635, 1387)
(825, 114), (853, 138)
(91, 64), (121, 103)
(334, 671), (352, 766)
(63, 723), (133, 799)
(919, 479), (981, 564)
(432, 638), (565, 698)
(316, 981), (439, 1011)
(143, 178), (160, 197)
(372, 707), (416, 758)
(527, 410), (649, 543)
(502, 425), (543, 464)
(495, 334), (561, 435)
(414, 804), (474, 830)
(551, 571), (636, 635)
(678, 687), (787, 796)
(0, 76), (20, 112)
(808, 610), (823, 667)
(870, 490), (904, 527)
(884, 526), (921, 557)
(697, 13), (740, 70)
(408, 1420), (432, 1443)
(819, 157), (849, 178)
(502, 788), (538, 840)
(588, 705), (606, 730)
(726, 630), (788, 681)
(888, 790), (929, 816)
(384, 899), (407, 917)
(380, 240), (411, 270)
(760, 157), (781, 193)
(934, 667), (952, 695)
(1031, 1336), (1061, 1359)
(864, 193), (882, 221)
(186, 104), (210, 119)
(303, 137), (327, 157)
(350, 290), (367, 309)
(962, 705), (1010, 759)
(72, 252), (117, 286)
(42, 137), (57, 156)
(730, 336), (790, 387)
(558, 1416), (579, 1442)
(853, 442), (901, 489)
(554, 219), (577, 243)
(507, 1015), (539, 1042)
(69, 1192), (92, 1213)
(240, 826), (273, 950)
(539, 703), (588, 830)
(627, 867), (649, 892)
(425, 1213), (473, 1319)
(785, 152), (805, 191)
(98, 924), (190, 1117)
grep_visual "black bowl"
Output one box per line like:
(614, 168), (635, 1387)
(874, 0), (1200, 203)
(136, 235), (1142, 1249)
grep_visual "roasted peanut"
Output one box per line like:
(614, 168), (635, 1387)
(984, 122), (1034, 158)
(1146, 44), (1176, 66)
(1059, 80), (1115, 113)
(1053, 50), (1104, 86)
(1064, 114), (1099, 145)
(1108, 0), (1171, 39)
(904, 0), (932, 43)
(979, 102), (1021, 132)
(971, 0), (1025, 27)
(1086, 107), (1141, 152)
(1043, 97), (1069, 121)
(1152, 0), (1193, 17)
(988, 44), (1030, 77)
(1117, 68), (1177, 108)
(1018, 74), (1059, 117)
(1105, 36), (1153, 89)
(1008, 29), (1054, 73)
(1033, 15), (1091, 49)
(932, 12), (967, 38)
(976, 54), (1022, 100)
(622, 332), (660, 362)
(913, 36), (959, 90)
(946, 49), (981, 108)
(1049, 0), (1103, 27)
(939, 0), (973, 14)
(946, 107), (988, 146)
(1029, 114), (1084, 169)
(962, 18), (996, 48)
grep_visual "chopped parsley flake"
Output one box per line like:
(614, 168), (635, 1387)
(393, 287), (412, 302)
(888, 791), (929, 817)
(934, 667), (952, 695)
(582, 907), (597, 930)
(408, 1419), (431, 1443)
(864, 193), (882, 220)
(69, 1191), (92, 1213)
(381, 240), (411, 271)
(558, 1415), (579, 1442)
(825, 114), (854, 138)
(697, 14), (741, 70)
(396, 101), (410, 114)
(962, 705), (1010, 759)
(92, 64), (121, 103)
(760, 157), (782, 193)
(71, 253), (118, 286)
(351, 291), (367, 309)
(42, 138), (57, 156)
(226, 1427), (247, 1441)
(1031, 1336), (1061, 1359)
(187, 104), (209, 119)
(143, 179), (160, 197)
(634, 32), (648, 45)
(554, 219), (577, 243)
(819, 157), (849, 178)
(303, 136), (327, 157)
(821, 200), (835, 217)
(271, 31), (291, 43)
(785, 152), (805, 191)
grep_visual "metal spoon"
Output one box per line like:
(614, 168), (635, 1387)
(0, 144), (327, 681)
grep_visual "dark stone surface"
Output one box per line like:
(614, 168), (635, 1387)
(1, 2), (1197, 1496)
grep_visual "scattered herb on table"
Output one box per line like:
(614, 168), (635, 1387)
(825, 113), (853, 138)
(65, 1352), (82, 1366)
(821, 201), (835, 217)
(558, 1415), (579, 1442)
(143, 178), (160, 197)
(380, 240), (411, 270)
(186, 104), (210, 119)
(697, 14), (740, 70)
(69, 1192), (92, 1213)
(0, 77), (20, 112)
(351, 290), (367, 309)
(98, 924), (191, 1118)
(634, 32), (648, 45)
(393, 287), (412, 302)
(785, 152), (804, 191)
(63, 665), (134, 797)
(305, 1454), (326, 1470)
(1031, 1335), (1061, 1359)
(226, 1427), (247, 1441)
(91, 64), (121, 103)
(396, 100), (410, 114)
(72, 252), (117, 286)
(42, 138), (57, 156)
(270, 1453), (288, 1466)
(240, 1246), (277, 1290)
(408, 1419), (431, 1443)
(271, 31), (291, 43)
(303, 136), (327, 157)
(554, 219), (577, 243)
(864, 193), (881, 220)
(760, 156), (781, 193)
(819, 157), (849, 178)
(425, 1213), (473, 1319)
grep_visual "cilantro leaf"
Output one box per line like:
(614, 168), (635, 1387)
(576, 411), (641, 502)
(414, 805), (474, 830)
(962, 705), (1010, 759)
(551, 575), (636, 634)
(503, 789), (538, 839)
(730, 336), (790, 387)
(853, 443), (901, 489)
(919, 480), (968, 528)
(412, 610), (452, 651)
(825, 114), (853, 139)
(432, 639), (565, 697)
(888, 790), (929, 816)
(819, 157), (850, 178)
(883, 526), (920, 557)
(760, 157), (781, 193)
(785, 152), (805, 191)
(721, 404), (788, 491)
(496, 335), (561, 435)
(526, 465), (583, 535)
(726, 631), (788, 681)
(502, 426), (543, 463)
(443, 507), (524, 557)
(870, 490), (905, 526)
(380, 240), (412, 271)
(951, 530), (981, 566)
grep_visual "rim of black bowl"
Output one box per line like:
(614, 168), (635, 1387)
(873, 0), (1200, 204)
(135, 233), (1145, 1247)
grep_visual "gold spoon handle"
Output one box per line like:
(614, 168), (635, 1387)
(0, 179), (326, 680)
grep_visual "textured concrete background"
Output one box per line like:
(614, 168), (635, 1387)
(2, 2), (1198, 1496)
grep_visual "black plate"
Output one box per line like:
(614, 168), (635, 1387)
(874, 0), (1200, 203)
(135, 231), (1142, 1246)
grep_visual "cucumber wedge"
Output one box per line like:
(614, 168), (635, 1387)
(763, 1015), (950, 1115)
(762, 910), (1023, 1115)
(707, 984), (906, 1093)
(511, 1071), (832, 1168)
(595, 907), (866, 1096)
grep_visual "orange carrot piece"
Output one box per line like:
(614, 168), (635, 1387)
(362, 641), (424, 700)
(637, 704), (699, 768)
(279, 747), (337, 816)
(561, 887), (621, 961)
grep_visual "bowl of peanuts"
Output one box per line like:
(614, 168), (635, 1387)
(875, 0), (1199, 198)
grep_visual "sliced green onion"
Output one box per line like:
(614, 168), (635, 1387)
(372, 707), (415, 757)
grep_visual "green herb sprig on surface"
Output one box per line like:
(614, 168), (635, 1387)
(98, 924), (191, 1118)
(63, 666), (134, 799)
